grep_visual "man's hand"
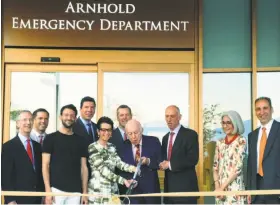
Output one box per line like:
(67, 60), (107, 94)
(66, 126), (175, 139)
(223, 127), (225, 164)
(159, 160), (169, 170)
(81, 196), (88, 204)
(141, 157), (150, 165)
(8, 201), (17, 204)
(45, 196), (53, 205)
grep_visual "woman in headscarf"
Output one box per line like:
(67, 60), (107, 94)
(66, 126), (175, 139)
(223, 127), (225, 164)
(213, 110), (247, 205)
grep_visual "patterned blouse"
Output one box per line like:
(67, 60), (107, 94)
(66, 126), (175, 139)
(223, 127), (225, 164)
(213, 135), (247, 205)
(88, 142), (135, 205)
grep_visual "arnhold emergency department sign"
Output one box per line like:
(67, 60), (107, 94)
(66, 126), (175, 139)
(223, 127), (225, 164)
(4, 0), (195, 48)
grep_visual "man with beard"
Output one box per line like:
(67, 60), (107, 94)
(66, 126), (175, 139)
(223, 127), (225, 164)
(42, 104), (88, 205)
(30, 108), (49, 146)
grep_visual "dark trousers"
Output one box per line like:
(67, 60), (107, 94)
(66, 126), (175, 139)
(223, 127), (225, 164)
(253, 174), (280, 204)
(164, 197), (197, 204)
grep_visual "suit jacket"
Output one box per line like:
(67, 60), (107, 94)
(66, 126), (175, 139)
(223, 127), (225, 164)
(109, 128), (127, 158)
(120, 135), (162, 204)
(162, 125), (199, 204)
(247, 120), (280, 202)
(73, 117), (97, 180)
(1, 136), (44, 204)
(73, 117), (98, 146)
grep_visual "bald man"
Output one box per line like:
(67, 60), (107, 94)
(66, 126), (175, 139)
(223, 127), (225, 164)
(119, 119), (162, 204)
(160, 105), (199, 204)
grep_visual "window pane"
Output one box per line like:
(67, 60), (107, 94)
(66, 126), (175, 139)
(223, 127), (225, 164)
(10, 72), (97, 138)
(202, 73), (252, 198)
(10, 72), (57, 138)
(57, 73), (97, 124)
(103, 73), (189, 143)
(257, 72), (280, 120)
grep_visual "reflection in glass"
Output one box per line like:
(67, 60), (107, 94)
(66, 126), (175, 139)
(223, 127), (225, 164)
(203, 73), (252, 196)
(257, 72), (280, 122)
(10, 72), (97, 138)
(103, 72), (189, 143)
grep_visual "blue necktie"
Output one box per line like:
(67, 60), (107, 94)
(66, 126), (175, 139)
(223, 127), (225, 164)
(87, 123), (94, 144)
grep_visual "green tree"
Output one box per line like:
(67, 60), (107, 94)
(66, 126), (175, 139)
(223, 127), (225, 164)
(203, 104), (222, 156)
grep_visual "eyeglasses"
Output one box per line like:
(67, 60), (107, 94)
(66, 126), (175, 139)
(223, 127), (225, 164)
(221, 121), (232, 126)
(99, 128), (113, 133)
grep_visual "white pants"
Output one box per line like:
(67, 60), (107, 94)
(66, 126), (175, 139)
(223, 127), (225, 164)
(51, 187), (81, 205)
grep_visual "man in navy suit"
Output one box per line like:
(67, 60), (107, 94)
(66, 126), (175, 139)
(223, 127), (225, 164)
(73, 96), (98, 145)
(73, 96), (98, 180)
(109, 104), (133, 158)
(247, 97), (280, 204)
(1, 110), (44, 204)
(120, 119), (162, 204)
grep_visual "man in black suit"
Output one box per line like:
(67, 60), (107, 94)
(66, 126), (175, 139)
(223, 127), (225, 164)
(73, 96), (98, 146)
(1, 110), (44, 204)
(73, 96), (97, 181)
(247, 97), (280, 204)
(160, 105), (199, 204)
(108, 104), (133, 195)
(109, 104), (132, 157)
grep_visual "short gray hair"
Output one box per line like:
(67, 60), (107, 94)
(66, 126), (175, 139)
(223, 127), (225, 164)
(221, 110), (245, 135)
(16, 110), (32, 121)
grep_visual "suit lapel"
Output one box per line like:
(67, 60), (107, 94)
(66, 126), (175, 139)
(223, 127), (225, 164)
(116, 128), (124, 143)
(14, 136), (35, 172)
(77, 117), (89, 137)
(141, 136), (148, 157)
(125, 141), (135, 165)
(171, 127), (183, 157)
(264, 121), (280, 159)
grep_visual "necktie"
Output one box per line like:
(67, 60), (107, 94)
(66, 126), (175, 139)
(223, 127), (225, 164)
(27, 139), (34, 164)
(258, 127), (267, 176)
(123, 133), (127, 141)
(87, 123), (94, 144)
(168, 132), (175, 161)
(135, 144), (141, 164)
(39, 135), (43, 145)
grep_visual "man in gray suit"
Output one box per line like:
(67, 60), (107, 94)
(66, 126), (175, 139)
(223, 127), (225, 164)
(247, 97), (280, 204)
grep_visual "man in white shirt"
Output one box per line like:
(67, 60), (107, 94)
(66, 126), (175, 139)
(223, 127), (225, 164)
(30, 108), (49, 145)
(247, 97), (280, 204)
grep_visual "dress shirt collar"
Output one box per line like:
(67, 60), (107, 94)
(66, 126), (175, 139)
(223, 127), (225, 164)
(80, 117), (91, 126)
(169, 124), (181, 134)
(132, 138), (143, 148)
(18, 132), (31, 144)
(31, 129), (46, 137)
(260, 119), (274, 132)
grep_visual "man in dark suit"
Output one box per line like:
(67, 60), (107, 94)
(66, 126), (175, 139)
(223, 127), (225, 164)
(109, 105), (132, 158)
(247, 97), (280, 204)
(160, 105), (199, 204)
(120, 119), (162, 204)
(73, 96), (97, 181)
(1, 110), (44, 204)
(73, 96), (98, 146)
(108, 105), (133, 196)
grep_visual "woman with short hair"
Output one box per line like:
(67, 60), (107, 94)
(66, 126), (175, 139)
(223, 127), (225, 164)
(213, 110), (247, 204)
(88, 116), (136, 204)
